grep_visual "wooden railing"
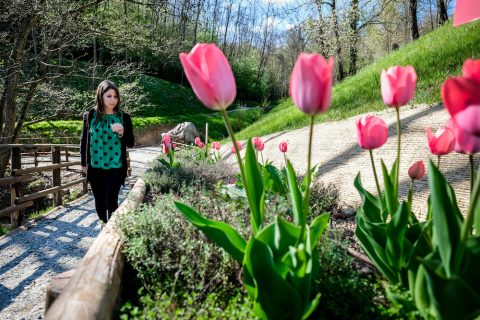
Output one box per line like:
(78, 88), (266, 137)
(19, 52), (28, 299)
(0, 144), (86, 227)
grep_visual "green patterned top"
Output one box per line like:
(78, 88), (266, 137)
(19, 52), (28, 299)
(89, 113), (123, 169)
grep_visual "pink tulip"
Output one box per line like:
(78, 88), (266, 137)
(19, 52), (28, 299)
(355, 115), (389, 150)
(179, 44), (236, 110)
(162, 143), (170, 154)
(163, 134), (171, 145)
(231, 141), (242, 154)
(408, 160), (425, 180)
(447, 119), (480, 154)
(381, 66), (417, 107)
(172, 143), (177, 150)
(197, 142), (205, 148)
(194, 137), (202, 146)
(289, 53), (334, 115)
(253, 137), (264, 151)
(454, 0), (480, 27)
(442, 59), (480, 136)
(279, 141), (288, 153)
(211, 142), (221, 150)
(426, 127), (455, 155)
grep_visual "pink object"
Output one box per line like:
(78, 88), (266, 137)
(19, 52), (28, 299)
(447, 119), (480, 154)
(381, 66), (417, 107)
(279, 141), (288, 153)
(442, 59), (480, 136)
(231, 141), (242, 154)
(289, 53), (334, 115)
(211, 142), (221, 150)
(197, 141), (205, 148)
(179, 44), (236, 110)
(194, 137), (202, 146)
(453, 0), (480, 27)
(426, 127), (455, 155)
(408, 160), (425, 180)
(253, 137), (265, 151)
(163, 134), (171, 145)
(162, 143), (170, 154)
(355, 115), (389, 150)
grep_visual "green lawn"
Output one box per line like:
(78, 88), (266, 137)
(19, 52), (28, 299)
(235, 20), (480, 140)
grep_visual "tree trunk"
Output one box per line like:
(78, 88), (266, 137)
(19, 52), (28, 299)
(436, 0), (448, 24)
(348, 0), (359, 76)
(332, 0), (344, 81)
(409, 0), (419, 40)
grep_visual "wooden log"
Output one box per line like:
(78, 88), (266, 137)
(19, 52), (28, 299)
(0, 174), (35, 186)
(0, 201), (34, 218)
(45, 269), (76, 311)
(13, 161), (81, 175)
(45, 178), (146, 320)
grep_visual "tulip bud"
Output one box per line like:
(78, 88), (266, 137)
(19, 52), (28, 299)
(231, 141), (242, 154)
(179, 44), (236, 110)
(408, 160), (425, 180)
(355, 115), (389, 150)
(381, 66), (417, 108)
(163, 134), (171, 145)
(289, 53), (334, 115)
(426, 127), (455, 155)
(211, 142), (221, 150)
(253, 137), (264, 151)
(279, 141), (288, 153)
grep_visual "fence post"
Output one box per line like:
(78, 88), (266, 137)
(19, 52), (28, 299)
(65, 148), (69, 170)
(205, 122), (209, 158)
(11, 147), (23, 227)
(34, 148), (38, 167)
(52, 146), (62, 206)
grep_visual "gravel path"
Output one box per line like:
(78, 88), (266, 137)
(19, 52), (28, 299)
(224, 103), (476, 220)
(0, 147), (159, 320)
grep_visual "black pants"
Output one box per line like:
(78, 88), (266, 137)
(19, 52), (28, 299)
(89, 167), (124, 223)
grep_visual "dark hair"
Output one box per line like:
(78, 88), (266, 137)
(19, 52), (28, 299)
(94, 80), (121, 122)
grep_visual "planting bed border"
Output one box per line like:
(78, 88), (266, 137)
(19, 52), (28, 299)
(44, 178), (146, 320)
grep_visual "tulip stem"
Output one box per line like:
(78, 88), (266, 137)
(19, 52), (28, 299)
(260, 151), (264, 165)
(395, 108), (401, 196)
(407, 179), (413, 208)
(469, 155), (475, 195)
(369, 150), (383, 210)
(304, 116), (315, 213)
(283, 153), (287, 166)
(437, 156), (441, 169)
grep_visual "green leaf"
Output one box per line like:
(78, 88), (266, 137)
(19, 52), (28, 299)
(244, 139), (265, 234)
(309, 213), (330, 249)
(354, 173), (383, 223)
(174, 201), (246, 263)
(386, 202), (410, 272)
(390, 158), (399, 196)
(428, 160), (461, 277)
(256, 217), (301, 261)
(381, 160), (398, 216)
(355, 215), (397, 283)
(301, 293), (321, 320)
(286, 160), (304, 226)
(244, 237), (302, 320)
(264, 163), (287, 196)
(301, 164), (319, 192)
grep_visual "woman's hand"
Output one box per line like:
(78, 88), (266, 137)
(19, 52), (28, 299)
(111, 123), (125, 137)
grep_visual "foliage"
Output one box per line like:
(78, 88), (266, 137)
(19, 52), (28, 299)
(235, 20), (480, 140)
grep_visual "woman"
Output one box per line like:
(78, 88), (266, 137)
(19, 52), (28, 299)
(80, 80), (134, 223)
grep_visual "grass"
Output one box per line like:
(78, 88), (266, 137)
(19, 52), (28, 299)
(29, 205), (55, 220)
(235, 20), (480, 140)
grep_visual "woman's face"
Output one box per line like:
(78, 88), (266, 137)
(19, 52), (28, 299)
(102, 88), (118, 113)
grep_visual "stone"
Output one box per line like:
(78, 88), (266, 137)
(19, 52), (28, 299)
(162, 122), (200, 145)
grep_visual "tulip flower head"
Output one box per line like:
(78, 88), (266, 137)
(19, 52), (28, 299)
(253, 137), (265, 151)
(381, 66), (417, 107)
(211, 142), (221, 150)
(194, 137), (202, 146)
(289, 53), (334, 115)
(197, 141), (205, 148)
(426, 127), (455, 155)
(161, 143), (170, 154)
(447, 119), (480, 155)
(279, 141), (288, 153)
(408, 160), (425, 180)
(163, 134), (171, 145)
(231, 141), (242, 154)
(442, 59), (480, 136)
(179, 44), (236, 110)
(355, 115), (389, 150)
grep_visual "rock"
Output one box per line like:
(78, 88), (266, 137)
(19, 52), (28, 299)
(162, 122), (200, 145)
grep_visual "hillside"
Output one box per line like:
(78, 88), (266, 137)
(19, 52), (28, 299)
(235, 20), (480, 140)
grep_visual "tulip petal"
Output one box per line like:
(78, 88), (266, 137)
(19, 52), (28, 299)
(463, 59), (480, 84)
(454, 105), (480, 136)
(441, 77), (480, 117)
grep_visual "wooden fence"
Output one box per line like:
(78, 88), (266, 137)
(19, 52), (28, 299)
(0, 144), (87, 227)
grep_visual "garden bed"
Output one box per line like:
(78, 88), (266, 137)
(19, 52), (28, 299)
(114, 149), (415, 319)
